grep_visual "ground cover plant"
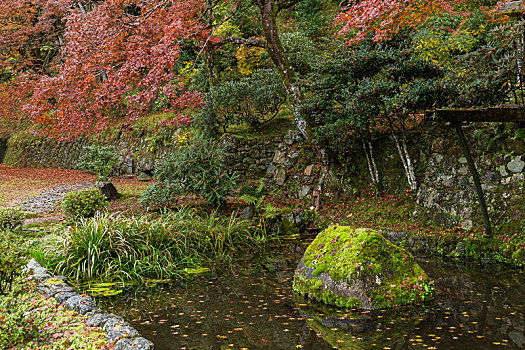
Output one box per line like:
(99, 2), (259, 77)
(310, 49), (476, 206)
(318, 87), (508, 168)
(0, 230), (28, 295)
(0, 277), (108, 349)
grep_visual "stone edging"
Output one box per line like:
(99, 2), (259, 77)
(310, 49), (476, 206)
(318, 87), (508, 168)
(381, 230), (525, 267)
(25, 259), (154, 350)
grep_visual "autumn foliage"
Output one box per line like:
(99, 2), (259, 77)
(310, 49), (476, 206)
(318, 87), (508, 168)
(336, 0), (500, 44)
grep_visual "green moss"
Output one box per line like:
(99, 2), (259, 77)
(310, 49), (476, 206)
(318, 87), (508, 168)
(294, 226), (433, 309)
(281, 215), (300, 235)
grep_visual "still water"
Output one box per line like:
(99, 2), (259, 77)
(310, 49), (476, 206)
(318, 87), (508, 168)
(102, 242), (525, 349)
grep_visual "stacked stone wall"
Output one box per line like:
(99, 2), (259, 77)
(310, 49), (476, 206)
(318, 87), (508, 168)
(2, 123), (524, 231)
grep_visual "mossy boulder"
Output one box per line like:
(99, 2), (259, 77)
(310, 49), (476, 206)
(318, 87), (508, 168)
(293, 226), (433, 309)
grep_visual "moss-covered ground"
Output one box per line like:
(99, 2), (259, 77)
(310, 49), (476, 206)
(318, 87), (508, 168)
(0, 277), (108, 349)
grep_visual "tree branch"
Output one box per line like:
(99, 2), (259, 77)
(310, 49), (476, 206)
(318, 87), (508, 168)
(213, 36), (267, 48)
(276, 0), (302, 11)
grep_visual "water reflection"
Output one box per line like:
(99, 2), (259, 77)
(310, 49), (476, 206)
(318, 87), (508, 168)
(101, 244), (525, 349)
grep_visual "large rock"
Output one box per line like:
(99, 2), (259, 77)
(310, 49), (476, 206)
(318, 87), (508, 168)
(293, 226), (433, 310)
(97, 182), (120, 200)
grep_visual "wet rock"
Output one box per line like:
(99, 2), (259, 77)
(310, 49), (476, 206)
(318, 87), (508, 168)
(31, 267), (52, 281)
(24, 259), (41, 273)
(103, 317), (126, 331)
(55, 291), (80, 304)
(64, 295), (99, 315)
(114, 337), (155, 350)
(86, 313), (124, 328)
(37, 279), (74, 297)
(104, 320), (139, 343)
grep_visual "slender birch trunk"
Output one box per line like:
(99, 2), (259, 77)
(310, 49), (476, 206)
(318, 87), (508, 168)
(367, 138), (380, 183)
(391, 129), (417, 191)
(362, 138), (376, 183)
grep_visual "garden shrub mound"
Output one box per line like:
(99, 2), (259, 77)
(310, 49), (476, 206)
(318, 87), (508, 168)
(293, 226), (433, 309)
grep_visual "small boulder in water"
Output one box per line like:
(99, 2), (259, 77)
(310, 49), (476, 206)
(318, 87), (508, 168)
(293, 226), (433, 309)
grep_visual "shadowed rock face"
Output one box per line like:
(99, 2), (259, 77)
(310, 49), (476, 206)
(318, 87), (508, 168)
(0, 138), (7, 163)
(293, 226), (433, 309)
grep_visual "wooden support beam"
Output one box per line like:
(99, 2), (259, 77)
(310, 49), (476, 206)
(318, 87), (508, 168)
(426, 107), (525, 123)
(495, 0), (525, 15)
(453, 123), (493, 237)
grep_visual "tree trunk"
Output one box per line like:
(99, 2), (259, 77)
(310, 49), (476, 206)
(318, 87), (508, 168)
(362, 138), (376, 183)
(401, 133), (417, 191)
(204, 50), (220, 87)
(391, 130), (416, 191)
(361, 137), (379, 184)
(253, 0), (329, 175)
(367, 138), (379, 183)
(255, 0), (310, 140)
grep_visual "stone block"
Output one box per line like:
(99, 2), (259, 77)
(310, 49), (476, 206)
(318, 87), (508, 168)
(508, 156), (525, 173)
(114, 337), (155, 350)
(273, 168), (287, 186)
(64, 295), (99, 315)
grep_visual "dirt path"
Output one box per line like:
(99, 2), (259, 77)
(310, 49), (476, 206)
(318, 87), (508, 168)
(0, 164), (95, 208)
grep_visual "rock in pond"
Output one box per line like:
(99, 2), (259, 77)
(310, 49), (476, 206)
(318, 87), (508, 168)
(293, 226), (433, 309)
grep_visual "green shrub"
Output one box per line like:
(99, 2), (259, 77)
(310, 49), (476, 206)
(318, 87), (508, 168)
(141, 133), (238, 208)
(34, 208), (269, 283)
(0, 232), (28, 295)
(198, 69), (286, 135)
(78, 145), (120, 181)
(62, 188), (108, 219)
(0, 208), (24, 231)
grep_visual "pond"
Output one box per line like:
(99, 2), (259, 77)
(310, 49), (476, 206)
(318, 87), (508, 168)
(101, 240), (525, 349)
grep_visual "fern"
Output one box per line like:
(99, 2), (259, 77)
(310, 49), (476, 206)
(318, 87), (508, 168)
(240, 194), (258, 206)
(263, 203), (281, 219)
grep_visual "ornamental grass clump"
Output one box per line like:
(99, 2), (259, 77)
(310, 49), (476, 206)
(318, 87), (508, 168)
(62, 188), (108, 220)
(34, 207), (268, 283)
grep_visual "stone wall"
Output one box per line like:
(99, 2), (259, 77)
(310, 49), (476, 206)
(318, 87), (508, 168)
(2, 123), (524, 232)
(264, 123), (525, 232)
(415, 124), (524, 231)
(1, 130), (289, 180)
(2, 131), (169, 174)
(221, 134), (283, 180)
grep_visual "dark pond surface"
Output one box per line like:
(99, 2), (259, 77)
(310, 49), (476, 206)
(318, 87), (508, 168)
(101, 241), (525, 349)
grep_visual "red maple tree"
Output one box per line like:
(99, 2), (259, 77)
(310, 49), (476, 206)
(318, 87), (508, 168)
(1, 0), (210, 138)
